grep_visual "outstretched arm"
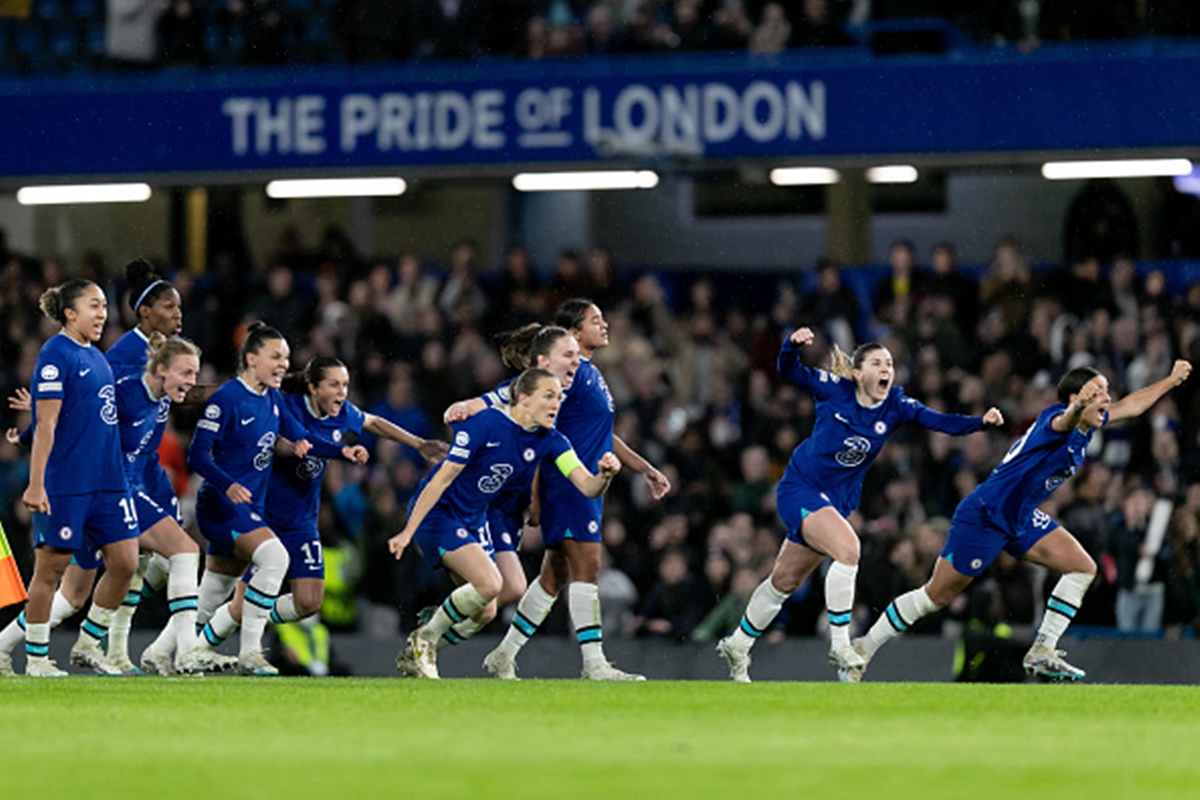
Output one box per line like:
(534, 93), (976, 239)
(614, 434), (670, 500)
(364, 413), (448, 463)
(443, 397), (489, 424)
(1108, 360), (1192, 424)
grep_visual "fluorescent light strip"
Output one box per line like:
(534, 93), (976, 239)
(265, 178), (407, 199)
(16, 183), (152, 205)
(867, 165), (919, 184)
(512, 171), (659, 192)
(769, 167), (840, 186)
(1041, 159), (1192, 180)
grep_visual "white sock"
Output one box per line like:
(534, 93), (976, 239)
(861, 586), (940, 657)
(497, 578), (556, 657)
(162, 552), (201, 655)
(108, 563), (146, 661)
(142, 552), (171, 595)
(240, 538), (289, 657)
(568, 581), (606, 669)
(79, 603), (116, 648)
(196, 570), (239, 630)
(421, 584), (488, 642)
(24, 621), (51, 660)
(825, 561), (858, 650)
(729, 579), (790, 652)
(437, 617), (483, 651)
(0, 592), (79, 655)
(200, 603), (239, 648)
(270, 593), (300, 625)
(1034, 572), (1094, 650)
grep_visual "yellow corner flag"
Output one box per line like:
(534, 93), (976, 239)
(0, 520), (28, 609)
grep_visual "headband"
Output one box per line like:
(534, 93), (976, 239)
(134, 279), (167, 311)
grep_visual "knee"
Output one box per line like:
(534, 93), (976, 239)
(1078, 554), (1098, 578)
(497, 576), (527, 608)
(924, 584), (954, 608)
(105, 548), (139, 582)
(252, 537), (289, 573)
(474, 572), (504, 603)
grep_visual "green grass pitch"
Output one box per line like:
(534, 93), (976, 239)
(1, 679), (1197, 799)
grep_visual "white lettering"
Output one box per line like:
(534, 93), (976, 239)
(222, 98), (256, 156)
(786, 80), (825, 140)
(741, 81), (784, 143)
(434, 92), (471, 150)
(661, 84), (700, 151)
(613, 84), (659, 146)
(341, 94), (378, 152)
(378, 93), (413, 151)
(473, 90), (505, 148)
(294, 95), (327, 154)
(255, 98), (291, 154)
(703, 83), (740, 143)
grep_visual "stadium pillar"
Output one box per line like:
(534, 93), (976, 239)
(186, 187), (207, 273)
(825, 170), (871, 265)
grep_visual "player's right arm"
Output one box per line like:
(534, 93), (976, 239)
(388, 461), (465, 558)
(777, 327), (839, 400)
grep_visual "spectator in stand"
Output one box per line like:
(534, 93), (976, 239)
(634, 547), (705, 639)
(872, 238), (918, 333)
(158, 0), (207, 66)
(107, 0), (170, 69)
(799, 258), (861, 354)
(792, 0), (855, 46)
(1112, 482), (1168, 633)
(709, 0), (753, 49)
(411, 0), (488, 59)
(749, 2), (792, 53)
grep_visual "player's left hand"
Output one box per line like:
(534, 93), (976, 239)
(388, 531), (412, 560)
(644, 466), (671, 500)
(293, 438), (313, 458)
(343, 444), (369, 464)
(982, 407), (1005, 427)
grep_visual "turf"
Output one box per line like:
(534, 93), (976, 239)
(1, 679), (1197, 799)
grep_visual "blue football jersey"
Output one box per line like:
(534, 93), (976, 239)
(31, 333), (126, 496)
(776, 339), (983, 514)
(969, 403), (1105, 531)
(189, 378), (305, 512)
(266, 392), (366, 528)
(115, 374), (171, 489)
(106, 328), (154, 381)
(539, 357), (614, 505)
(421, 407), (576, 524)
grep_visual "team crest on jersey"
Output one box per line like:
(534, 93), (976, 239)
(874, 421), (887, 435)
(523, 448), (536, 462)
(41, 364), (59, 380)
(333, 430), (343, 442)
(455, 431), (470, 446)
(59, 526), (72, 541)
(204, 404), (220, 419)
(456, 528), (469, 539)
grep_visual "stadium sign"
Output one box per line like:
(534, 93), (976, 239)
(2, 44), (1200, 181)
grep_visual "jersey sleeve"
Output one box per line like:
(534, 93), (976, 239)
(897, 390), (984, 436)
(447, 415), (488, 465)
(776, 338), (842, 401)
(542, 429), (583, 477)
(32, 345), (70, 402)
(482, 379), (514, 410)
(188, 397), (235, 493)
(344, 402), (367, 436)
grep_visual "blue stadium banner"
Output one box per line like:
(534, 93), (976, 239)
(2, 43), (1200, 181)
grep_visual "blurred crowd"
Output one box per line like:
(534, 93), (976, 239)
(4, 0), (1200, 74)
(3, 219), (1200, 650)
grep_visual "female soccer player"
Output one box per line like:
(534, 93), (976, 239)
(481, 300), (670, 681)
(717, 326), (1004, 682)
(197, 356), (447, 672)
(853, 360), (1192, 682)
(188, 321), (346, 675)
(16, 279), (141, 676)
(389, 368), (621, 680)
(0, 260), (206, 674)
(440, 324), (581, 647)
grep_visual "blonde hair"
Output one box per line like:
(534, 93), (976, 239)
(828, 341), (887, 381)
(145, 332), (201, 378)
